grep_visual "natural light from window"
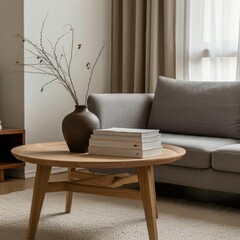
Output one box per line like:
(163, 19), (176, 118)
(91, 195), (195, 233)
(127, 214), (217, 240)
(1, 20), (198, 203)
(189, 0), (240, 81)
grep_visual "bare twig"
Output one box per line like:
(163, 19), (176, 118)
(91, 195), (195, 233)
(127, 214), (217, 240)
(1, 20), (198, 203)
(40, 77), (58, 92)
(14, 18), (104, 106)
(85, 44), (105, 105)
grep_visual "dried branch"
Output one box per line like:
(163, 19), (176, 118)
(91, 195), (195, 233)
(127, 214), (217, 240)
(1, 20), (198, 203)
(40, 77), (58, 92)
(85, 44), (105, 105)
(40, 15), (48, 49)
(14, 18), (104, 106)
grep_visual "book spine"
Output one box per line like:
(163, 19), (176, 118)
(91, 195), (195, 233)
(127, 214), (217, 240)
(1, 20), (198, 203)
(90, 134), (161, 142)
(93, 130), (159, 138)
(88, 146), (143, 158)
(89, 139), (161, 150)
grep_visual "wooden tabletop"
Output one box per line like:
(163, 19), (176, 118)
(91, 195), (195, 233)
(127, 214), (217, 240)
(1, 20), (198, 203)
(11, 142), (186, 169)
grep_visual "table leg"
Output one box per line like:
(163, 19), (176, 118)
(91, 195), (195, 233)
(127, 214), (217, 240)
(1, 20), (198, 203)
(65, 167), (75, 213)
(137, 166), (158, 240)
(150, 169), (158, 219)
(26, 165), (52, 240)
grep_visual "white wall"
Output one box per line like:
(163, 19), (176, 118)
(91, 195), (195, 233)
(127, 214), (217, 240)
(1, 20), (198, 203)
(24, 0), (112, 176)
(0, 0), (24, 129)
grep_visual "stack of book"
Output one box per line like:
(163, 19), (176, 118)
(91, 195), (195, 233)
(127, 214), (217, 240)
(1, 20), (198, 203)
(88, 127), (162, 158)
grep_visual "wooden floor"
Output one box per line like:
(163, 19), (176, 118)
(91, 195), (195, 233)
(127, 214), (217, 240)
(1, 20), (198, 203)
(0, 172), (67, 195)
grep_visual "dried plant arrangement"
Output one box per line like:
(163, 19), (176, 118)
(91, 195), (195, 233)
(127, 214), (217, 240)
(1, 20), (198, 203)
(15, 17), (105, 106)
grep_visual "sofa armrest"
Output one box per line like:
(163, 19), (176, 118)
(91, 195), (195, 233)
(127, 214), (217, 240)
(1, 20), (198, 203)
(88, 94), (154, 129)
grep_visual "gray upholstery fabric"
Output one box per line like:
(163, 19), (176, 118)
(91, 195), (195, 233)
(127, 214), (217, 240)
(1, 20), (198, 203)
(154, 165), (240, 194)
(88, 94), (154, 129)
(162, 133), (239, 169)
(88, 92), (240, 194)
(90, 166), (240, 194)
(147, 76), (240, 139)
(212, 144), (240, 173)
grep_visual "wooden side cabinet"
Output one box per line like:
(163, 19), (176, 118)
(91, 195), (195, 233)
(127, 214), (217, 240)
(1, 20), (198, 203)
(0, 128), (25, 182)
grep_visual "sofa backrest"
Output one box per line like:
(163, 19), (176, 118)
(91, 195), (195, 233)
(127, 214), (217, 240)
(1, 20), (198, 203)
(147, 76), (240, 139)
(88, 94), (154, 129)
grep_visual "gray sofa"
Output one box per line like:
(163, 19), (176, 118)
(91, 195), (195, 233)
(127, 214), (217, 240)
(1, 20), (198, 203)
(88, 76), (240, 194)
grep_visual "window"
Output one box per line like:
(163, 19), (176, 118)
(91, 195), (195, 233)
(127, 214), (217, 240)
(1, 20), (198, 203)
(176, 0), (240, 81)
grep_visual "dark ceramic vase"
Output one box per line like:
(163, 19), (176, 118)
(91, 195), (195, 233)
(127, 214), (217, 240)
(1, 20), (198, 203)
(62, 105), (100, 153)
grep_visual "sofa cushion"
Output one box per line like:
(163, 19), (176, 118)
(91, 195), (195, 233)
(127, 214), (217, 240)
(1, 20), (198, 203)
(147, 76), (240, 139)
(88, 94), (154, 129)
(162, 133), (239, 169)
(212, 144), (240, 173)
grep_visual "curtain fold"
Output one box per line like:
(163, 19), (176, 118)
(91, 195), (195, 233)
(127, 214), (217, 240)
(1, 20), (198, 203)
(164, 0), (176, 78)
(175, 0), (190, 80)
(111, 0), (176, 93)
(237, 16), (240, 81)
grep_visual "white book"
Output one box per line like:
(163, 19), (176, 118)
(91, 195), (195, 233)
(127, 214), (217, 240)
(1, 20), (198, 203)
(89, 139), (161, 150)
(90, 134), (161, 142)
(93, 128), (159, 138)
(88, 146), (163, 159)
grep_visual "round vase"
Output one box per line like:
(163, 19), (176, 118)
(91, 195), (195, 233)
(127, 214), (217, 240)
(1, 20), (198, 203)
(62, 105), (100, 153)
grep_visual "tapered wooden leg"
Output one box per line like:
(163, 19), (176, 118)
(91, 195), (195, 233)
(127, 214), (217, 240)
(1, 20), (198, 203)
(65, 167), (75, 213)
(137, 166), (158, 240)
(26, 165), (52, 240)
(150, 168), (158, 219)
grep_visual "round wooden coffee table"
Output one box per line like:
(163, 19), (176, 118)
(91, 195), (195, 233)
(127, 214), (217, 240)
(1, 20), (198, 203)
(12, 142), (185, 240)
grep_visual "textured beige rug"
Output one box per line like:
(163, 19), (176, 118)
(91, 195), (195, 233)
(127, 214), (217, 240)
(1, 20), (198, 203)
(0, 189), (240, 240)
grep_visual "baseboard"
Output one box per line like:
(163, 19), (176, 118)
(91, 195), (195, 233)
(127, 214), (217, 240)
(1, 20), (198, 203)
(24, 166), (68, 179)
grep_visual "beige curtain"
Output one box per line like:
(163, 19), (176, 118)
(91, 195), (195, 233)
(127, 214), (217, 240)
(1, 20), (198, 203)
(111, 0), (176, 93)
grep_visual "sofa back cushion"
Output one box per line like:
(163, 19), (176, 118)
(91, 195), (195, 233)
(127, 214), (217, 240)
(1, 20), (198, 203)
(88, 94), (154, 129)
(147, 76), (240, 139)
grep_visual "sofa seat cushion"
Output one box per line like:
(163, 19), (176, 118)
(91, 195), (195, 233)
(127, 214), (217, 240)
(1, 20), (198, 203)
(212, 144), (240, 173)
(162, 133), (239, 169)
(147, 76), (240, 139)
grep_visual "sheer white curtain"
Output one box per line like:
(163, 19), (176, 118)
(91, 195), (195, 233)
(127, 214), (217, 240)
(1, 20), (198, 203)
(176, 0), (240, 81)
(175, 0), (190, 80)
(237, 19), (240, 81)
